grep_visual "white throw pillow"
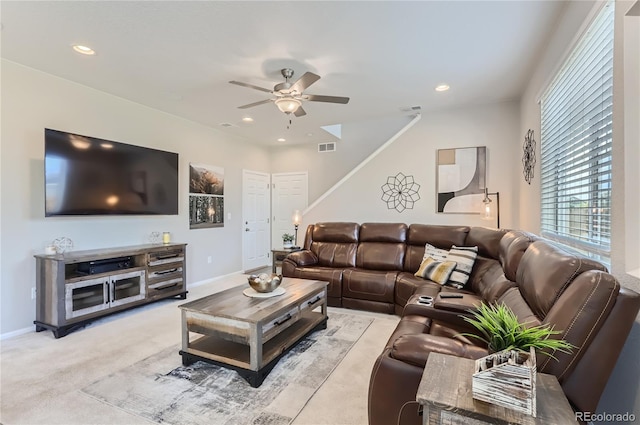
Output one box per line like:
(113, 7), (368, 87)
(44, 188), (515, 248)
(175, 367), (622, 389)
(423, 243), (448, 262)
(445, 245), (478, 289)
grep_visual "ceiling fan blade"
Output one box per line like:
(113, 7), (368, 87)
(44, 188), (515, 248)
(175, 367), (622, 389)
(290, 72), (321, 93)
(293, 106), (307, 117)
(229, 80), (273, 93)
(238, 99), (273, 109)
(305, 94), (350, 104)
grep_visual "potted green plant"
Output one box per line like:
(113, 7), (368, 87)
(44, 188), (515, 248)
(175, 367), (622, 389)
(462, 302), (574, 357)
(282, 233), (294, 248)
(461, 303), (574, 416)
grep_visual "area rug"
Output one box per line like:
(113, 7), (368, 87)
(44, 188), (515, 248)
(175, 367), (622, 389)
(82, 312), (373, 425)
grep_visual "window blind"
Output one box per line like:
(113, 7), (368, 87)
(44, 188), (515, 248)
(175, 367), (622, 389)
(540, 1), (614, 261)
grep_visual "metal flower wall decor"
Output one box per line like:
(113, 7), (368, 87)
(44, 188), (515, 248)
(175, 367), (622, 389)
(381, 172), (421, 212)
(523, 129), (536, 184)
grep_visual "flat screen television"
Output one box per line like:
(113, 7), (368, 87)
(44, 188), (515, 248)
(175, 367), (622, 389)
(44, 129), (179, 216)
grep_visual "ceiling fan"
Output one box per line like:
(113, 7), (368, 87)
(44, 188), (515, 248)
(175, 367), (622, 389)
(229, 68), (349, 117)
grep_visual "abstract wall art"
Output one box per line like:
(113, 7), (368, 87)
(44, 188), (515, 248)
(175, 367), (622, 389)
(522, 129), (536, 185)
(436, 146), (486, 214)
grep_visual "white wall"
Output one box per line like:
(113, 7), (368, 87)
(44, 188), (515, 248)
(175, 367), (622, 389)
(519, 0), (640, 417)
(270, 115), (413, 202)
(0, 60), (271, 335)
(301, 101), (520, 230)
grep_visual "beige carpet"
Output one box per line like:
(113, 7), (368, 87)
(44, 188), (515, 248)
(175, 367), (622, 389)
(0, 274), (399, 424)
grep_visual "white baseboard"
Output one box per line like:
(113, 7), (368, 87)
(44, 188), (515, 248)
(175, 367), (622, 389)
(1, 270), (245, 341)
(1, 325), (35, 340)
(187, 270), (244, 288)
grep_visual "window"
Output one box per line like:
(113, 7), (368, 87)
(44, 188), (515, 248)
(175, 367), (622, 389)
(540, 1), (614, 263)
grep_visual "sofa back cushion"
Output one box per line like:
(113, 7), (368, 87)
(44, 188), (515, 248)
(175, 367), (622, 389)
(498, 230), (539, 281)
(538, 271), (619, 386)
(465, 227), (507, 260)
(404, 225), (470, 272)
(516, 240), (607, 318)
(308, 222), (359, 268)
(356, 223), (407, 271)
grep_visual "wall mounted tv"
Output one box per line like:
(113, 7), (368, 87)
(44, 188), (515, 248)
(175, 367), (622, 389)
(45, 129), (179, 216)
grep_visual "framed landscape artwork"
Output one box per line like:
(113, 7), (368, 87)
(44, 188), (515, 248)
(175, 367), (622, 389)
(436, 146), (486, 214)
(189, 163), (224, 229)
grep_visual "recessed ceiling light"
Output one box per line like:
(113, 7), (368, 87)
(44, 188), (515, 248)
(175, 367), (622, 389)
(72, 45), (96, 55)
(277, 138), (286, 142)
(242, 117), (254, 123)
(435, 84), (450, 92)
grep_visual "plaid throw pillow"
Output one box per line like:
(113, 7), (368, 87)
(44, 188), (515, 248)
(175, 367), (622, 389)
(414, 257), (458, 285)
(445, 245), (478, 289)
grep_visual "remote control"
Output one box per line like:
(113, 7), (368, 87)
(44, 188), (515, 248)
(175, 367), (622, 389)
(439, 293), (463, 299)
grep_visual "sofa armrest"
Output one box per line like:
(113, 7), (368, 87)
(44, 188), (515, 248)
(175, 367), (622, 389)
(283, 249), (319, 267)
(403, 293), (483, 329)
(390, 334), (488, 368)
(432, 293), (483, 313)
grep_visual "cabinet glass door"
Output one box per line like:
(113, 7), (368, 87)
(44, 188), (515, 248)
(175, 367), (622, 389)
(110, 270), (146, 308)
(65, 277), (108, 319)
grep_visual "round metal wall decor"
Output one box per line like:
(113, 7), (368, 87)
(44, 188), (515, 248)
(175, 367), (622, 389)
(522, 129), (536, 185)
(381, 172), (421, 212)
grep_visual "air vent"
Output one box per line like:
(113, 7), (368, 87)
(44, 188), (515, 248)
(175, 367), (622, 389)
(219, 122), (234, 127)
(318, 142), (336, 153)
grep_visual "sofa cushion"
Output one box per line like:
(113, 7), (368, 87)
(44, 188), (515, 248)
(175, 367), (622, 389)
(403, 225), (470, 272)
(445, 245), (478, 289)
(499, 230), (538, 281)
(282, 266), (344, 299)
(356, 223), (407, 271)
(414, 257), (457, 285)
(468, 256), (515, 303)
(309, 222), (359, 268)
(465, 226), (507, 259)
(390, 334), (488, 368)
(395, 272), (441, 307)
(516, 241), (607, 318)
(538, 270), (619, 381)
(342, 269), (397, 303)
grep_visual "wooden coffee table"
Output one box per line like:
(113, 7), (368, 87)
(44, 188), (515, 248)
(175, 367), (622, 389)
(178, 278), (328, 387)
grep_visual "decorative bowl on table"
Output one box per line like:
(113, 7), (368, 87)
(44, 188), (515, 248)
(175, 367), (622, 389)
(248, 273), (283, 293)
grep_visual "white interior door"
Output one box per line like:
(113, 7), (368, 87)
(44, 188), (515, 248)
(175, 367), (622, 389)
(242, 170), (270, 272)
(272, 172), (308, 249)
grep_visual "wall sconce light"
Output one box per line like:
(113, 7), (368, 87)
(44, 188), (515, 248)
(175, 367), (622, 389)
(292, 209), (302, 249)
(481, 188), (500, 229)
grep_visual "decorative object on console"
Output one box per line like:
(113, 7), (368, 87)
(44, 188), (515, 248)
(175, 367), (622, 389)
(380, 172), (421, 212)
(162, 232), (171, 244)
(282, 233), (294, 248)
(44, 245), (56, 255)
(148, 231), (161, 244)
(247, 273), (283, 293)
(189, 163), (224, 229)
(52, 237), (73, 254)
(481, 187), (500, 228)
(472, 347), (538, 416)
(463, 303), (573, 417)
(437, 146), (486, 213)
(291, 209), (302, 249)
(461, 302), (574, 356)
(522, 129), (536, 185)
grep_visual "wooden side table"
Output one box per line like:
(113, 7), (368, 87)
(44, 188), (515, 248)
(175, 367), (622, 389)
(416, 353), (578, 424)
(271, 248), (300, 273)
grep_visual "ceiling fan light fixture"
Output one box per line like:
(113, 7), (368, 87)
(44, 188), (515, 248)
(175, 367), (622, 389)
(275, 97), (301, 114)
(435, 84), (450, 92)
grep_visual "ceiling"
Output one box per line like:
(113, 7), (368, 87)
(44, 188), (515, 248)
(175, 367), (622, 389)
(0, 1), (564, 147)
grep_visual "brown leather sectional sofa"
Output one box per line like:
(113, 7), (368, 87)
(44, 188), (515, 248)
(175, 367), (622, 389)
(282, 222), (640, 425)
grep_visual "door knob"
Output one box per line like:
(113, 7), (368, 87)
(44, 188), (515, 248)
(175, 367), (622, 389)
(245, 228), (250, 231)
